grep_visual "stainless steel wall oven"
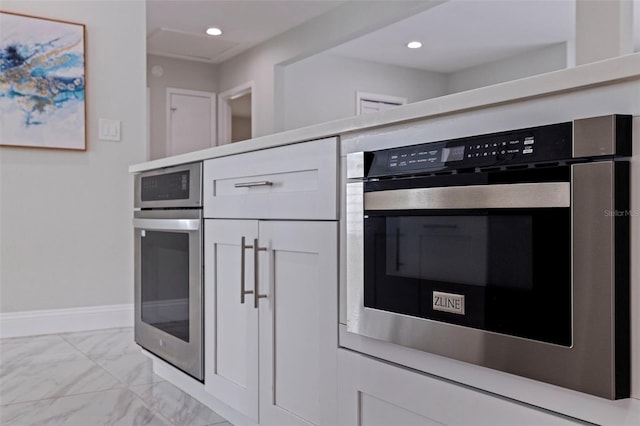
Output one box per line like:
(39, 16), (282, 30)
(133, 162), (203, 381)
(346, 115), (631, 399)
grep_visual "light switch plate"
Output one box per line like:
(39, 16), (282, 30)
(99, 118), (121, 141)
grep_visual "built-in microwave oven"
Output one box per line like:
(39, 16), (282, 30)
(345, 115), (631, 399)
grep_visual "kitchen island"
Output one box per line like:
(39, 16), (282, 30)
(131, 52), (640, 426)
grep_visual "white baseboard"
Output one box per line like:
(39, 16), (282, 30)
(0, 304), (134, 338)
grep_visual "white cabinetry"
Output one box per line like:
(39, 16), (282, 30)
(203, 138), (338, 220)
(337, 349), (581, 426)
(204, 220), (259, 421)
(203, 137), (339, 426)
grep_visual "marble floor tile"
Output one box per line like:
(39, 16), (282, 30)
(94, 350), (164, 386)
(0, 351), (91, 374)
(0, 356), (122, 405)
(0, 388), (172, 426)
(0, 398), (56, 424)
(61, 327), (139, 359)
(0, 328), (231, 426)
(0, 334), (85, 366)
(130, 381), (227, 426)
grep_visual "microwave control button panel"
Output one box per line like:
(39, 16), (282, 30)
(368, 122), (572, 178)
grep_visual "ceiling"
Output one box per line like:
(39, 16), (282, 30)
(330, 0), (575, 73)
(147, 1), (640, 74)
(146, 0), (346, 63)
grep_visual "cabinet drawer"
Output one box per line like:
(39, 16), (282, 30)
(203, 138), (338, 220)
(338, 350), (581, 426)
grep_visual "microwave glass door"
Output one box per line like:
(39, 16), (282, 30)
(363, 207), (571, 346)
(141, 230), (190, 342)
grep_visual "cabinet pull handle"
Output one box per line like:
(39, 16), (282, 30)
(253, 238), (268, 309)
(234, 181), (273, 188)
(240, 236), (254, 304)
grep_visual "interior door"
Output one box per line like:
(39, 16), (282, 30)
(167, 89), (216, 156)
(258, 221), (338, 426)
(204, 219), (259, 422)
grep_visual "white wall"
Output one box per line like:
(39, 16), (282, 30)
(218, 0), (445, 137)
(0, 0), (146, 313)
(636, 0), (640, 52)
(281, 43), (568, 132)
(447, 43), (568, 94)
(575, 0), (635, 65)
(282, 53), (447, 131)
(218, 0), (575, 136)
(147, 55), (219, 160)
(148, 0), (639, 145)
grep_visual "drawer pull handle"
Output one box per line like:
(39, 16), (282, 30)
(240, 236), (254, 304)
(234, 181), (273, 188)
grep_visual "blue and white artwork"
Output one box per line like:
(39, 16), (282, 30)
(0, 12), (86, 150)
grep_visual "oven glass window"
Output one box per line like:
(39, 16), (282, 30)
(141, 231), (190, 342)
(364, 209), (571, 346)
(384, 216), (533, 288)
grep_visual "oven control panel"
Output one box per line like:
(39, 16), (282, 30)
(141, 170), (190, 201)
(367, 122), (573, 177)
(135, 162), (202, 209)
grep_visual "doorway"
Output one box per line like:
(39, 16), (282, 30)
(218, 82), (254, 144)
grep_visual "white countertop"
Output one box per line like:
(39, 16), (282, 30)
(130, 52), (640, 173)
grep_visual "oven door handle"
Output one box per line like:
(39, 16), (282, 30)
(364, 182), (570, 210)
(132, 218), (201, 232)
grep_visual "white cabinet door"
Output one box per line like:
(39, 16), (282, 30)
(167, 89), (216, 156)
(204, 219), (259, 422)
(258, 221), (338, 426)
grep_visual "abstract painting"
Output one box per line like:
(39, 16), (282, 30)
(0, 12), (86, 150)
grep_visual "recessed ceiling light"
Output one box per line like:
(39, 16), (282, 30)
(206, 27), (222, 36)
(407, 41), (422, 49)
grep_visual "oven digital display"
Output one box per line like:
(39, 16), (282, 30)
(441, 145), (465, 162)
(141, 171), (190, 201)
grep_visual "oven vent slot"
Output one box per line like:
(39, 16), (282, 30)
(505, 164), (530, 170)
(455, 167), (476, 174)
(478, 167), (501, 173)
(534, 162), (561, 168)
